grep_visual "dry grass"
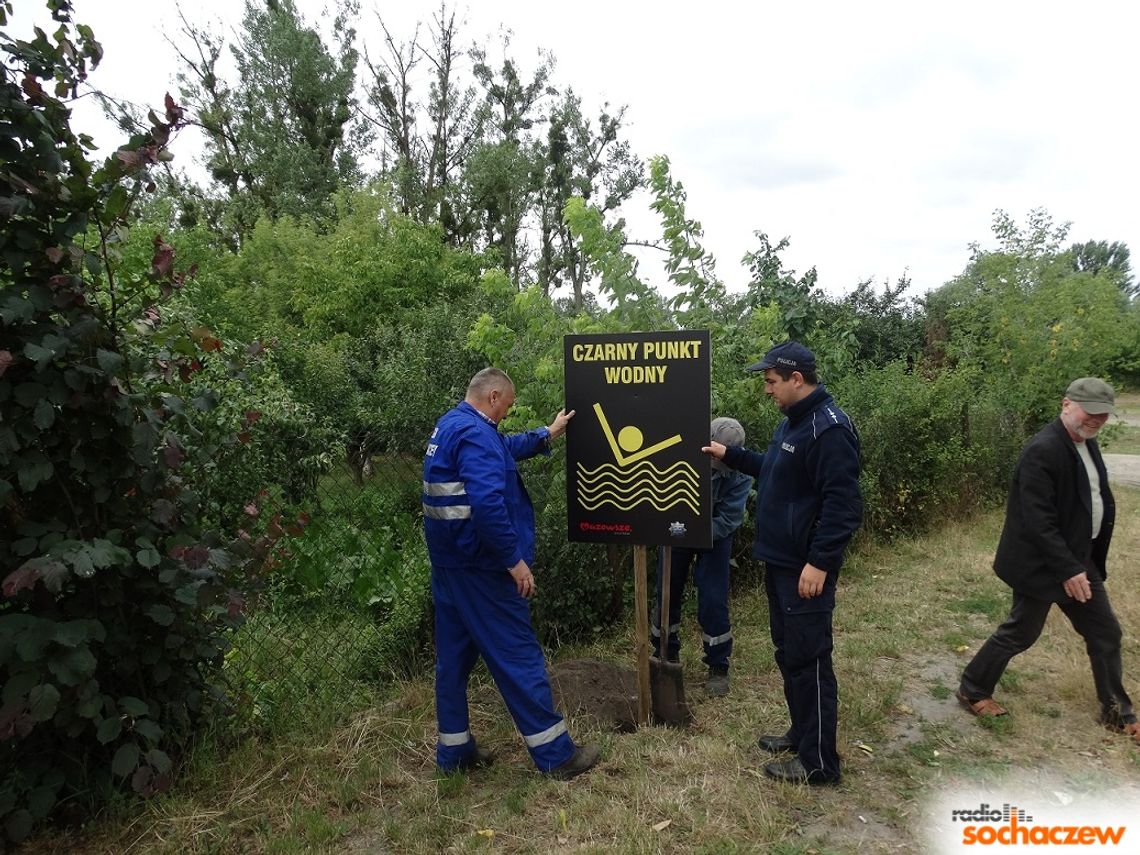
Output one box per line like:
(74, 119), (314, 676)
(35, 488), (1140, 854)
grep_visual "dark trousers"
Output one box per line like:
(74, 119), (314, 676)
(765, 563), (840, 779)
(651, 537), (734, 669)
(959, 573), (1134, 722)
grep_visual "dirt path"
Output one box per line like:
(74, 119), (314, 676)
(1104, 453), (1140, 487)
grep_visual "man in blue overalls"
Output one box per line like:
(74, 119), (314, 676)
(423, 367), (599, 779)
(704, 342), (863, 785)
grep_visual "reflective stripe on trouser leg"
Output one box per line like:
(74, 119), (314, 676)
(695, 537), (733, 668)
(432, 569), (481, 770)
(438, 565), (575, 771)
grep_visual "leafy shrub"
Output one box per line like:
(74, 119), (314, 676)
(0, 11), (273, 841)
(835, 362), (1023, 539)
(223, 526), (433, 733)
(178, 348), (340, 532)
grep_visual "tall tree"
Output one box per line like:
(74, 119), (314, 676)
(925, 209), (1135, 427)
(465, 35), (554, 284)
(174, 0), (362, 240)
(537, 92), (642, 307)
(1069, 239), (1135, 299)
(361, 2), (480, 239)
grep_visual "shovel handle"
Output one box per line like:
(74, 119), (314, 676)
(659, 546), (672, 660)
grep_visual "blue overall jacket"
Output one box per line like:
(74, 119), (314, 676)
(422, 401), (551, 571)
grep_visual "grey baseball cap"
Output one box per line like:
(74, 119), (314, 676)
(1065, 377), (1116, 415)
(710, 417), (744, 473)
(710, 416), (745, 446)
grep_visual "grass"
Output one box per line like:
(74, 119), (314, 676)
(34, 487), (1140, 854)
(1101, 390), (1140, 454)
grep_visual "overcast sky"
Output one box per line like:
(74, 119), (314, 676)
(18, 0), (1140, 299)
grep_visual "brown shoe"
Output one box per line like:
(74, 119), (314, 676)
(956, 690), (1008, 718)
(1124, 722), (1140, 743)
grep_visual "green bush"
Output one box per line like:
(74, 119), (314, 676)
(835, 362), (1023, 539)
(223, 530), (433, 733)
(0, 14), (269, 841)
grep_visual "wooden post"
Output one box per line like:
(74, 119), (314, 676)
(633, 544), (651, 725)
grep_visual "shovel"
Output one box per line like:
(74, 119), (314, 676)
(649, 546), (692, 727)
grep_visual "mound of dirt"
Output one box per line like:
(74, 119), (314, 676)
(550, 658), (639, 733)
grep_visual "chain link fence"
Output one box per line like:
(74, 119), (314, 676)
(220, 451), (434, 732)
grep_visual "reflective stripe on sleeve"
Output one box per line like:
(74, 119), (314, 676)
(438, 730), (472, 746)
(423, 480), (467, 497)
(423, 504), (472, 520)
(523, 719), (567, 748)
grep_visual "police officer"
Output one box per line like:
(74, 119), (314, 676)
(423, 367), (600, 778)
(704, 342), (863, 785)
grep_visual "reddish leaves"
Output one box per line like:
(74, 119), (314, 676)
(150, 234), (174, 279)
(2, 565), (40, 598)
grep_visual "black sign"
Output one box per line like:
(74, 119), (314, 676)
(564, 330), (712, 548)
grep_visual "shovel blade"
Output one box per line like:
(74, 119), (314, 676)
(649, 656), (693, 727)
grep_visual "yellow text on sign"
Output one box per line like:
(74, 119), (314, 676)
(603, 365), (667, 383)
(570, 339), (703, 364)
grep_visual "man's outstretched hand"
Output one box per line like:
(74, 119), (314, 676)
(547, 408), (576, 440)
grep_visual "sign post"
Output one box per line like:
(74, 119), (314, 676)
(564, 330), (711, 724)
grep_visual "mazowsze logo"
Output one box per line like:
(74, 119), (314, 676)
(578, 520), (631, 534)
(950, 802), (1125, 846)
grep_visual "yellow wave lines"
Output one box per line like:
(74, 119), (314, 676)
(578, 489), (700, 514)
(577, 459), (699, 486)
(575, 459), (701, 513)
(579, 478), (698, 502)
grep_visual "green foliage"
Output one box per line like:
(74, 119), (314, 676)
(926, 208), (1138, 429)
(563, 196), (667, 329)
(202, 189), (487, 478)
(1068, 238), (1134, 299)
(0, 7), (285, 841)
(537, 95), (643, 306)
(175, 0), (362, 238)
(273, 475), (421, 611)
(834, 363), (1022, 538)
(648, 155), (725, 315)
(181, 348), (339, 531)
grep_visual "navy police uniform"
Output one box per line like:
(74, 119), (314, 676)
(724, 385), (862, 781)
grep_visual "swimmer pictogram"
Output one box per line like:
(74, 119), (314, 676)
(577, 403), (699, 513)
(593, 402), (682, 465)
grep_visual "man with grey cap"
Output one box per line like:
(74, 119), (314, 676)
(703, 341), (863, 785)
(652, 417), (752, 696)
(957, 377), (1139, 744)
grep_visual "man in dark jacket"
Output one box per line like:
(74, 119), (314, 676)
(957, 378), (1138, 743)
(704, 342), (863, 785)
(423, 367), (600, 778)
